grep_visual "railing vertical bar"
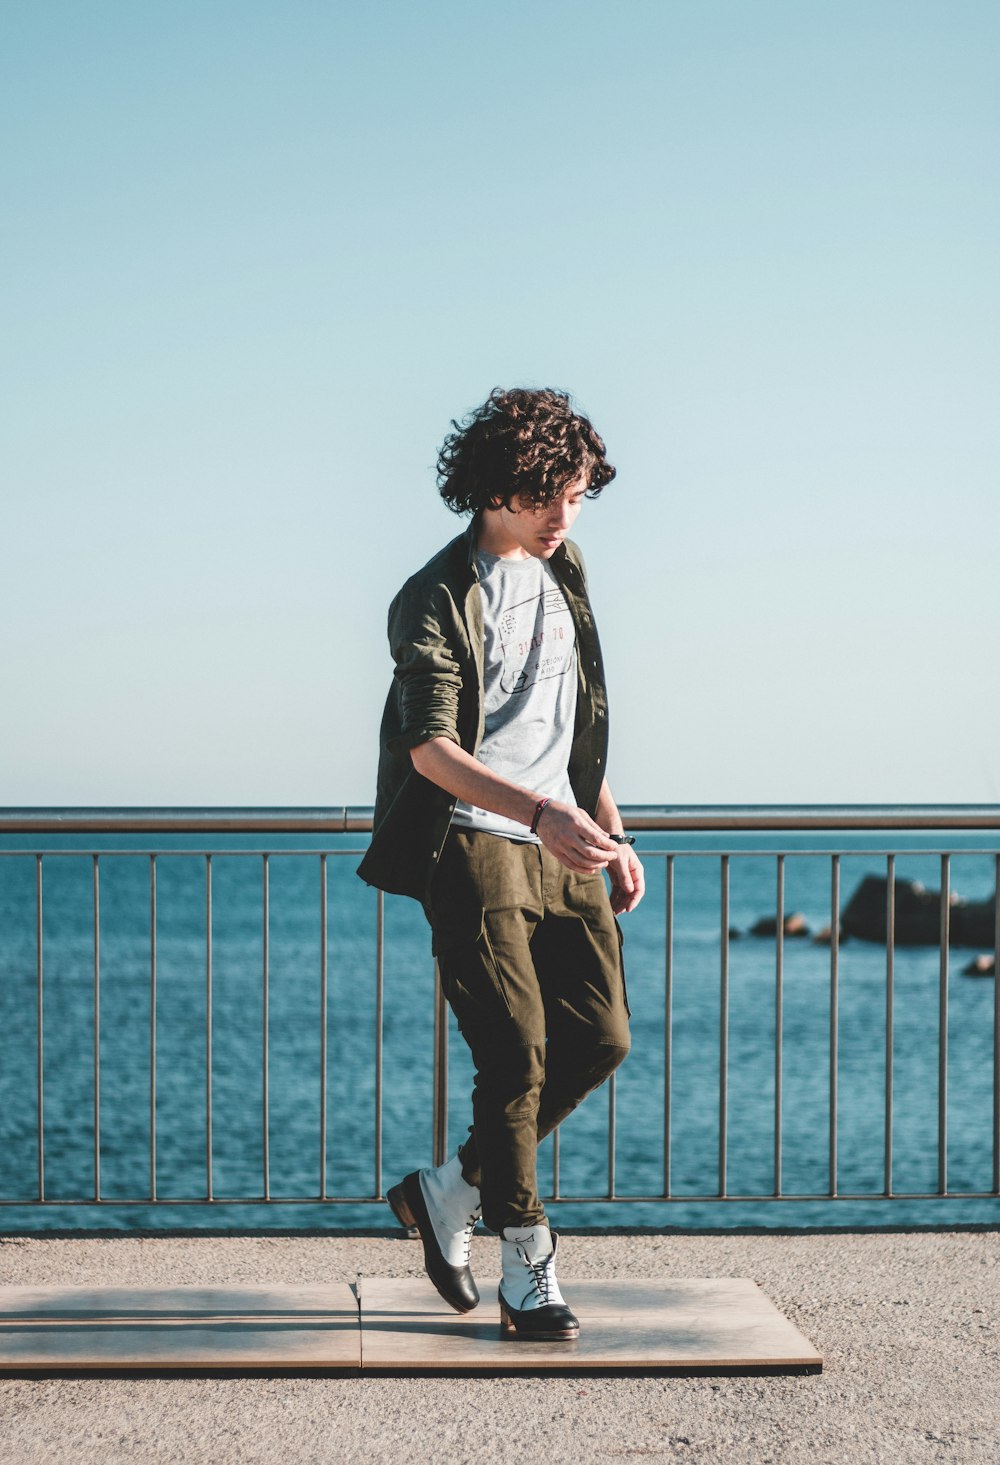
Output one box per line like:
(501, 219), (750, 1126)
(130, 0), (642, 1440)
(432, 961), (448, 1167)
(774, 854), (784, 1197)
(994, 852), (1000, 1195)
(149, 855), (157, 1202)
(885, 854), (895, 1196)
(375, 890), (384, 1195)
(664, 853), (674, 1198)
(552, 1127), (561, 1199)
(205, 855), (213, 1202)
(719, 855), (729, 1198)
(262, 853), (270, 1202)
(938, 853), (950, 1195)
(829, 855), (840, 1197)
(93, 854), (101, 1202)
(35, 855), (44, 1202)
(320, 854), (328, 1200)
(607, 1073), (617, 1198)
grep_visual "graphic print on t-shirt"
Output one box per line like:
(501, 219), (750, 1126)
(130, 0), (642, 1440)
(497, 585), (574, 696)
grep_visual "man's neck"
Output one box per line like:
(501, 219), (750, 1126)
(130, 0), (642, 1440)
(475, 508), (532, 560)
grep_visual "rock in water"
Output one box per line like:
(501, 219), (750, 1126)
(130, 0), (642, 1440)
(962, 954), (996, 977)
(841, 874), (996, 947)
(749, 913), (810, 938)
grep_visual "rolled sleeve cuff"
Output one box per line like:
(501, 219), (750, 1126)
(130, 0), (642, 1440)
(386, 725), (461, 758)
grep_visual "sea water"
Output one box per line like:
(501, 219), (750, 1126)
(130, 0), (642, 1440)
(0, 829), (997, 1232)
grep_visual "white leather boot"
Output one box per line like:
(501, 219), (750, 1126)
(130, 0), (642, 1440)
(498, 1224), (579, 1339)
(388, 1154), (482, 1313)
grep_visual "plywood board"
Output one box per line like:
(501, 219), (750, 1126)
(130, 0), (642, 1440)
(358, 1277), (822, 1372)
(0, 1285), (360, 1371)
(0, 1279), (822, 1374)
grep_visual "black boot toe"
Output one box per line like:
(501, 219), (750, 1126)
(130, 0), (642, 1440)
(387, 1171), (480, 1314)
(499, 1290), (580, 1341)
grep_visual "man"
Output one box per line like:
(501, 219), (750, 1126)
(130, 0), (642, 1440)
(358, 387), (643, 1340)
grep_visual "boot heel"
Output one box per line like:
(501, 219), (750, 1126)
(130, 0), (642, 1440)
(386, 1182), (416, 1232)
(499, 1300), (516, 1335)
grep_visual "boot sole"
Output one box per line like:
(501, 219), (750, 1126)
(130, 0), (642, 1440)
(499, 1300), (580, 1341)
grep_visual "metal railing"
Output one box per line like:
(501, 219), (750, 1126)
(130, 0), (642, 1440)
(1, 806), (998, 1220)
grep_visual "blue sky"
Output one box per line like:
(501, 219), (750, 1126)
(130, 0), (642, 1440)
(3, 1), (998, 806)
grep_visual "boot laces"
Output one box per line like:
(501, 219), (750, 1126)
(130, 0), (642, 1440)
(460, 1207), (482, 1265)
(523, 1248), (557, 1305)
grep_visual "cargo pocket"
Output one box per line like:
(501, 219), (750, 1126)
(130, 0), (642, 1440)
(431, 905), (514, 1024)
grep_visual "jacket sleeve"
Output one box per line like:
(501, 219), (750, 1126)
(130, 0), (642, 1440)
(385, 582), (464, 756)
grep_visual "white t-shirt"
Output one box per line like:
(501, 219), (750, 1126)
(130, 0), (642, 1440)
(451, 550), (578, 842)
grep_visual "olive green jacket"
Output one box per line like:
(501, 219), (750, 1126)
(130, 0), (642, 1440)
(356, 520), (610, 904)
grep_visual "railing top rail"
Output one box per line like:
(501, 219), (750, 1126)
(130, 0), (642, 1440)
(2, 805), (1000, 834)
(0, 808), (372, 834)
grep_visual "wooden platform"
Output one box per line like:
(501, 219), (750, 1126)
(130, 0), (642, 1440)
(358, 1277), (822, 1372)
(0, 1279), (821, 1374)
(0, 1286), (360, 1371)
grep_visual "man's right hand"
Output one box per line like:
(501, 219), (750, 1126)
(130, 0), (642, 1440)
(535, 801), (618, 874)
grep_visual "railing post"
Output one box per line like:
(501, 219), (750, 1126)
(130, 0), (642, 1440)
(149, 855), (157, 1202)
(432, 960), (448, 1167)
(663, 854), (674, 1199)
(829, 854), (840, 1198)
(205, 854), (213, 1203)
(320, 853), (328, 1201)
(994, 852), (1000, 1196)
(884, 854), (895, 1197)
(774, 854), (784, 1198)
(92, 854), (101, 1203)
(35, 855), (44, 1203)
(374, 890), (384, 1197)
(719, 855), (729, 1198)
(938, 854), (950, 1195)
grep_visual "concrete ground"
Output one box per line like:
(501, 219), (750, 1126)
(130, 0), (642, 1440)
(0, 1229), (997, 1464)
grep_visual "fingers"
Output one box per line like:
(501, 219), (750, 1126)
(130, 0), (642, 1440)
(610, 854), (646, 914)
(624, 866), (646, 912)
(537, 803), (617, 872)
(565, 807), (617, 852)
(587, 827), (619, 853)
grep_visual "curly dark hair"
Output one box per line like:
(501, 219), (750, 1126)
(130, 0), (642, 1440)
(436, 387), (616, 516)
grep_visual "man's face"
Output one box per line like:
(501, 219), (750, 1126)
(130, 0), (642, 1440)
(490, 477), (588, 560)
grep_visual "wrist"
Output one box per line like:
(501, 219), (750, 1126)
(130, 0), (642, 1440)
(529, 796), (551, 835)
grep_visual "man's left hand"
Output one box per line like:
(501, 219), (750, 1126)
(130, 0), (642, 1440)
(608, 845), (645, 915)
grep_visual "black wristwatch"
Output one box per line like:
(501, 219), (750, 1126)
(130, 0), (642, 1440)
(608, 833), (636, 846)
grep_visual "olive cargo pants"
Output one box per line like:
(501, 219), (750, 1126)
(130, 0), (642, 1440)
(426, 829), (631, 1233)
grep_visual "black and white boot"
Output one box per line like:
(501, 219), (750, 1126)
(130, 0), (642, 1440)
(498, 1225), (580, 1340)
(387, 1154), (482, 1313)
